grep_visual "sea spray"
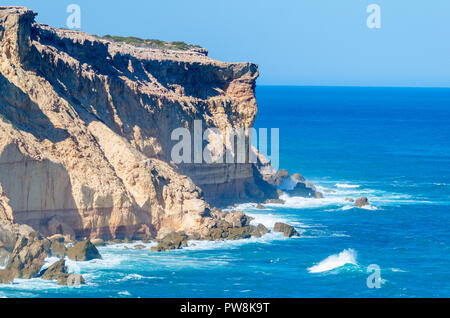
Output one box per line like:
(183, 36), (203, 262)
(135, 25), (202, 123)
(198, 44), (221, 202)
(308, 249), (357, 273)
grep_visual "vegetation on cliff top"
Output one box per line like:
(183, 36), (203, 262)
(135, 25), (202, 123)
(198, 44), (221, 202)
(98, 34), (202, 51)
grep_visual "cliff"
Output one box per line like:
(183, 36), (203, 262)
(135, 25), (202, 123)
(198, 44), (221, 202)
(0, 7), (279, 240)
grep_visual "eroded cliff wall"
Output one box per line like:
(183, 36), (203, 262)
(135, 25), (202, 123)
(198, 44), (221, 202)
(0, 7), (275, 240)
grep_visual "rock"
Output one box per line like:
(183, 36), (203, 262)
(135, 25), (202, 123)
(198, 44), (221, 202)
(2, 235), (51, 280)
(58, 273), (85, 286)
(40, 259), (67, 280)
(345, 198), (354, 202)
(67, 240), (102, 261)
(40, 258), (85, 286)
(224, 211), (253, 228)
(251, 223), (270, 238)
(257, 223), (270, 235)
(151, 232), (189, 252)
(48, 234), (65, 242)
(256, 204), (266, 209)
(355, 197), (370, 208)
(315, 191), (324, 199)
(0, 269), (14, 284)
(188, 233), (201, 241)
(0, 247), (9, 266)
(268, 169), (291, 187)
(265, 199), (285, 204)
(287, 182), (318, 198)
(50, 239), (67, 258)
(274, 223), (300, 238)
(91, 238), (105, 246)
(134, 244), (145, 250)
(292, 173), (306, 183)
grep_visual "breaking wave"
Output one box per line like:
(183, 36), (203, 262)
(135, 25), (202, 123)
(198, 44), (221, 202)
(308, 249), (357, 273)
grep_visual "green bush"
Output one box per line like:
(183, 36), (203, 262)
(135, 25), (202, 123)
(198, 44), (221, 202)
(98, 35), (202, 51)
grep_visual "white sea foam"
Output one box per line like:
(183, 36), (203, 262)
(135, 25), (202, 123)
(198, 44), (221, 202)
(308, 249), (357, 273)
(336, 183), (360, 189)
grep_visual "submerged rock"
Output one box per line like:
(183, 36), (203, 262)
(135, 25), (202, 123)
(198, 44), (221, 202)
(355, 197), (370, 208)
(274, 223), (300, 238)
(134, 244), (146, 250)
(345, 198), (354, 202)
(67, 240), (102, 261)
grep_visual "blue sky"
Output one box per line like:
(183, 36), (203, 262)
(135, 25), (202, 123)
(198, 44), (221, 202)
(2, 0), (450, 87)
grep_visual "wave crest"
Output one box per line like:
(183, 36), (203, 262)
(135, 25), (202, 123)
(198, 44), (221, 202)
(308, 249), (357, 273)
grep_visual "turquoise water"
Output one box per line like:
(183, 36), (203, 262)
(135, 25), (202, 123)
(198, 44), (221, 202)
(1, 86), (449, 298)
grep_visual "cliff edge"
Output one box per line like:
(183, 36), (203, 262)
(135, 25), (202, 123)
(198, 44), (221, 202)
(0, 7), (281, 240)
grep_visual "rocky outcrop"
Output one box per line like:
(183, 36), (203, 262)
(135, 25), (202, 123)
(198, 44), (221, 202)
(39, 258), (85, 286)
(274, 223), (300, 238)
(355, 197), (370, 208)
(151, 232), (189, 252)
(262, 169), (323, 199)
(0, 234), (50, 282)
(67, 240), (102, 261)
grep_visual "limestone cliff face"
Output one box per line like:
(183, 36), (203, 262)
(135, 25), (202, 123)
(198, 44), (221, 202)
(0, 7), (275, 240)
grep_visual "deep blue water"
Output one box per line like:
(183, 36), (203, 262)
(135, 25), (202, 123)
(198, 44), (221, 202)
(1, 86), (449, 298)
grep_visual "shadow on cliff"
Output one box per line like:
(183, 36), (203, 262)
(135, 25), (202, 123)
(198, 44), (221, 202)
(0, 73), (69, 143)
(0, 143), (84, 239)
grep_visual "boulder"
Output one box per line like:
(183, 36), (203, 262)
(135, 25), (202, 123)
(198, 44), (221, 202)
(58, 273), (85, 286)
(151, 232), (189, 252)
(256, 204), (266, 209)
(134, 244), (146, 250)
(274, 223), (300, 238)
(265, 198), (285, 204)
(355, 197), (370, 208)
(287, 182), (317, 198)
(91, 238), (105, 246)
(224, 211), (253, 228)
(315, 191), (324, 199)
(40, 259), (67, 280)
(67, 240), (102, 261)
(292, 173), (306, 183)
(251, 223), (270, 238)
(3, 235), (51, 279)
(269, 169), (291, 187)
(50, 239), (67, 258)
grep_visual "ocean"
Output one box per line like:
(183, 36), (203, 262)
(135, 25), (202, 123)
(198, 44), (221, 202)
(1, 86), (449, 298)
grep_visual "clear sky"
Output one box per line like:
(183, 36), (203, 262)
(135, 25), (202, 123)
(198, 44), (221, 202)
(2, 0), (450, 87)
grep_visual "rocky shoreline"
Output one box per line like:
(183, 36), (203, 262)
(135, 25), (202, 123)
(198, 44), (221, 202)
(0, 208), (301, 285)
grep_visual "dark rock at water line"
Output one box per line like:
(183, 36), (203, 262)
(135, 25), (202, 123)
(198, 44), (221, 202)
(274, 223), (300, 238)
(67, 240), (102, 261)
